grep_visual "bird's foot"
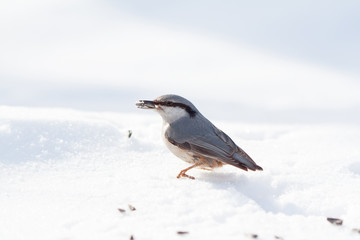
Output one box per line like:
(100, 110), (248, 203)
(177, 171), (195, 180)
(177, 163), (203, 180)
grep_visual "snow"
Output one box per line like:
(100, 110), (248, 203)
(1, 106), (360, 240)
(1, 1), (360, 239)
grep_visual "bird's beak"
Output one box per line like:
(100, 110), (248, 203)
(136, 100), (156, 109)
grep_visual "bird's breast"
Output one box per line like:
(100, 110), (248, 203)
(162, 123), (194, 164)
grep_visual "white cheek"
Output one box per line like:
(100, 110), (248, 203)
(160, 106), (187, 123)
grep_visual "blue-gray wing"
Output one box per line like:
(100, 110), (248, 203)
(166, 123), (263, 171)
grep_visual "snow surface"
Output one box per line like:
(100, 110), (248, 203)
(1, 106), (360, 240)
(1, 1), (360, 239)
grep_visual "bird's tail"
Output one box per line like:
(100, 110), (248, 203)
(233, 150), (263, 171)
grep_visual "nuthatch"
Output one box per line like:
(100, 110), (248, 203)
(136, 94), (262, 179)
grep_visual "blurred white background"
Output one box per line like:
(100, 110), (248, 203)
(1, 0), (359, 123)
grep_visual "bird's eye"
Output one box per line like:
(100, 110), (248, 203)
(164, 101), (173, 106)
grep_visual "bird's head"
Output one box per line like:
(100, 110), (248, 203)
(136, 94), (198, 123)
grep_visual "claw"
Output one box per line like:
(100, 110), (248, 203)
(176, 163), (203, 180)
(177, 171), (195, 180)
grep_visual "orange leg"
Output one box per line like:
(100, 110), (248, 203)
(199, 167), (213, 171)
(177, 163), (203, 180)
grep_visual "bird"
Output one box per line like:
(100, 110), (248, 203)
(136, 94), (263, 179)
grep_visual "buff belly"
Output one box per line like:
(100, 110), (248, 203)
(162, 130), (224, 169)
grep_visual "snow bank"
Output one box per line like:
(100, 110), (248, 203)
(1, 106), (360, 240)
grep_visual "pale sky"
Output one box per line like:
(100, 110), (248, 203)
(0, 0), (359, 123)
(111, 0), (360, 76)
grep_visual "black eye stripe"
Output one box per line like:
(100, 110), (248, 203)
(155, 101), (196, 117)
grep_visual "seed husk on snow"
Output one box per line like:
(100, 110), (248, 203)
(352, 228), (360, 234)
(245, 233), (258, 239)
(327, 217), (343, 225)
(128, 130), (132, 138)
(128, 204), (136, 211)
(177, 231), (189, 235)
(117, 208), (126, 213)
